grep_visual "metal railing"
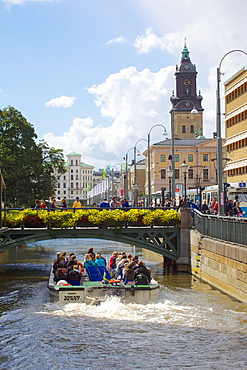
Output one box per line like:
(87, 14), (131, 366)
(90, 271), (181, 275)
(194, 210), (247, 246)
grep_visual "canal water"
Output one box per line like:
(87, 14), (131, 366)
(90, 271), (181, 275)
(0, 238), (246, 370)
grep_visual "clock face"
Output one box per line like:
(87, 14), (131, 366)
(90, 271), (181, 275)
(184, 64), (189, 69)
(184, 79), (190, 85)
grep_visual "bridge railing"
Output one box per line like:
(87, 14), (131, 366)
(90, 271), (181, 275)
(194, 210), (247, 246)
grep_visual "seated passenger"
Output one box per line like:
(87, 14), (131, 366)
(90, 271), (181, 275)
(123, 262), (135, 283)
(68, 265), (81, 286)
(54, 268), (68, 283)
(95, 252), (107, 267)
(116, 255), (128, 279)
(84, 254), (96, 269)
(87, 248), (96, 261)
(134, 260), (151, 284)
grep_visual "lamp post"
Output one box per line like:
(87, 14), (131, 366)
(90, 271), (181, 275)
(170, 101), (198, 201)
(148, 124), (167, 206)
(181, 160), (189, 206)
(134, 138), (148, 207)
(167, 166), (173, 201)
(124, 148), (134, 200)
(216, 50), (247, 215)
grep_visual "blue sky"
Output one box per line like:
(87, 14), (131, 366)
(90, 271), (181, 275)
(1, 0), (247, 169)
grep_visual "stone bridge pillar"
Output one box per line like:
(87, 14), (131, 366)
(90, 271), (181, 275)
(176, 206), (192, 272)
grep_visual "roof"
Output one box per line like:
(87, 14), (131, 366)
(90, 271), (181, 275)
(80, 163), (94, 169)
(66, 151), (81, 156)
(153, 138), (211, 146)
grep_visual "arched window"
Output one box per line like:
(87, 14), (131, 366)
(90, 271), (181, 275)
(190, 125), (194, 133)
(182, 125), (186, 133)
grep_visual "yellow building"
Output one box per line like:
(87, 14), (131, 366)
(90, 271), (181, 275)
(144, 137), (217, 199)
(224, 66), (247, 182)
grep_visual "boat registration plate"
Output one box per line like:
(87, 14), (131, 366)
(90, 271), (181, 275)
(63, 295), (81, 302)
(60, 290), (84, 303)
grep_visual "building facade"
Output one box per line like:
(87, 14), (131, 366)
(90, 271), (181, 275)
(224, 66), (247, 182)
(54, 152), (94, 204)
(144, 138), (217, 199)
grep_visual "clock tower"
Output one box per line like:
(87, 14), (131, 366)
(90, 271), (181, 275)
(170, 41), (203, 139)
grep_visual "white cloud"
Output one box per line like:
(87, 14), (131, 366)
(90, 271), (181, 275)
(133, 27), (179, 54)
(104, 36), (126, 46)
(43, 66), (175, 167)
(45, 95), (77, 108)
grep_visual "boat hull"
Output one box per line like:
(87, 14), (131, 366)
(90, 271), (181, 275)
(48, 280), (159, 305)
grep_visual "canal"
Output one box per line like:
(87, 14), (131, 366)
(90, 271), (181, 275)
(0, 238), (246, 369)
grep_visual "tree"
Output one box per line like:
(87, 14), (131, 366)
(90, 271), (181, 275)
(0, 106), (66, 207)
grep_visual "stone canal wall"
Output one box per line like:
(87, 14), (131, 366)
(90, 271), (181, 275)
(190, 229), (247, 303)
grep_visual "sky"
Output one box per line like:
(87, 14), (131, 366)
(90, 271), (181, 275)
(1, 0), (247, 170)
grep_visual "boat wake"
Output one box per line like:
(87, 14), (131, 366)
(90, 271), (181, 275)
(38, 287), (247, 334)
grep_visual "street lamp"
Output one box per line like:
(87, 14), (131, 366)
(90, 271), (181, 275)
(134, 138), (148, 207)
(170, 100), (198, 200)
(181, 160), (189, 206)
(216, 50), (247, 215)
(148, 124), (167, 206)
(167, 166), (173, 201)
(123, 148), (134, 200)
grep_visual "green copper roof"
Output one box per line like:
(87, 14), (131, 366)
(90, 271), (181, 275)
(66, 151), (81, 156)
(181, 39), (190, 61)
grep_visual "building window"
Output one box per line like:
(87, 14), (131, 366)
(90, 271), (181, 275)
(160, 154), (166, 162)
(71, 175), (73, 180)
(57, 176), (60, 180)
(188, 154), (193, 162)
(63, 183), (66, 188)
(76, 175), (79, 180)
(71, 169), (73, 173)
(203, 169), (208, 180)
(188, 169), (194, 179)
(175, 169), (180, 179)
(63, 176), (66, 180)
(76, 160), (78, 166)
(76, 169), (78, 173)
(71, 191), (73, 195)
(64, 191), (66, 195)
(203, 154), (209, 161)
(71, 160), (73, 166)
(76, 182), (79, 189)
(161, 169), (166, 179)
(71, 182), (73, 188)
(57, 183), (60, 188)
(182, 125), (186, 133)
(190, 125), (194, 133)
(57, 191), (60, 195)
(174, 154), (180, 162)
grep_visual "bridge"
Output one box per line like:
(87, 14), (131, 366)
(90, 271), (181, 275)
(0, 225), (180, 260)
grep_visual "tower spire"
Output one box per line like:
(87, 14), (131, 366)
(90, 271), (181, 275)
(181, 38), (190, 61)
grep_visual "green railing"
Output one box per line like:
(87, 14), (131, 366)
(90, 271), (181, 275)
(194, 210), (247, 246)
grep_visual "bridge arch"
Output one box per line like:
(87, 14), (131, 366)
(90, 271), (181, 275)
(1, 227), (180, 261)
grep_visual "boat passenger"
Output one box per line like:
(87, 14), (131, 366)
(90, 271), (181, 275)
(61, 251), (69, 264)
(109, 251), (118, 278)
(123, 262), (135, 283)
(84, 254), (96, 269)
(95, 252), (107, 267)
(116, 255), (128, 279)
(87, 248), (95, 261)
(134, 260), (151, 284)
(54, 268), (68, 283)
(52, 252), (62, 272)
(68, 265), (81, 286)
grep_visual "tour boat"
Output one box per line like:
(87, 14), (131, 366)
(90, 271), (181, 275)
(47, 266), (159, 305)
